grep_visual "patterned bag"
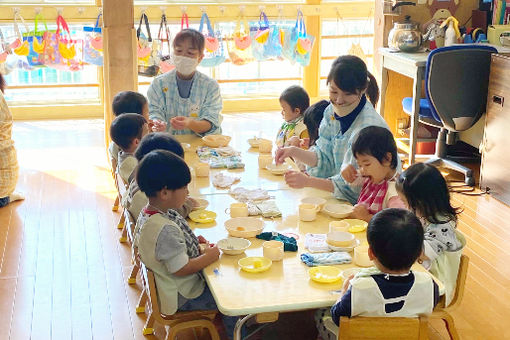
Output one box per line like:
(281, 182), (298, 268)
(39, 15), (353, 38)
(137, 13), (160, 77)
(198, 13), (225, 68)
(83, 14), (103, 66)
(46, 15), (83, 71)
(157, 14), (174, 73)
(7, 13), (31, 71)
(250, 11), (282, 61)
(227, 15), (253, 65)
(282, 10), (314, 66)
(23, 14), (53, 67)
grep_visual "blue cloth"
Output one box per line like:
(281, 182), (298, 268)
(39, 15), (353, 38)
(307, 101), (399, 204)
(333, 95), (367, 134)
(300, 252), (352, 267)
(147, 69), (222, 136)
(256, 232), (298, 251)
(176, 75), (194, 99)
(0, 196), (9, 207)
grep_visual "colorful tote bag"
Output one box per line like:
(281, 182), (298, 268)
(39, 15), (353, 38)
(198, 13), (225, 68)
(282, 10), (315, 66)
(227, 15), (253, 66)
(44, 15), (83, 71)
(83, 14), (103, 66)
(8, 13), (31, 71)
(157, 14), (174, 73)
(137, 13), (160, 77)
(23, 14), (53, 67)
(250, 11), (282, 61)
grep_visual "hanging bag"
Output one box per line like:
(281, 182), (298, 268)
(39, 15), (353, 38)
(294, 11), (315, 67)
(137, 13), (160, 77)
(46, 15), (83, 71)
(227, 15), (253, 65)
(157, 14), (174, 73)
(83, 13), (103, 66)
(23, 13), (52, 67)
(6, 13), (31, 71)
(198, 12), (225, 68)
(181, 12), (189, 30)
(0, 29), (15, 75)
(250, 11), (282, 61)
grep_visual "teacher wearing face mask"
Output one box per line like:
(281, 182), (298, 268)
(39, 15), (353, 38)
(275, 55), (397, 204)
(148, 29), (222, 136)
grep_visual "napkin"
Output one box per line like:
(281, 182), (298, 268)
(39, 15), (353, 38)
(212, 172), (241, 188)
(196, 146), (244, 169)
(229, 187), (270, 202)
(256, 232), (298, 252)
(304, 233), (330, 253)
(256, 200), (282, 218)
(300, 252), (352, 267)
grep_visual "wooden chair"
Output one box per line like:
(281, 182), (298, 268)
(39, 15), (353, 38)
(125, 210), (139, 285)
(338, 316), (429, 339)
(430, 254), (469, 340)
(110, 155), (120, 212)
(140, 263), (220, 339)
(115, 172), (129, 243)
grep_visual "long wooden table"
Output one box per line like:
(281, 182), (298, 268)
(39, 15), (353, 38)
(176, 134), (444, 340)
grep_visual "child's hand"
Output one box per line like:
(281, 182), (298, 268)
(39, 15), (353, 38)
(286, 136), (301, 147)
(171, 116), (192, 130)
(151, 119), (167, 132)
(203, 244), (220, 260)
(300, 137), (310, 149)
(284, 170), (309, 189)
(351, 204), (372, 222)
(275, 146), (295, 165)
(197, 235), (208, 244)
(341, 164), (358, 183)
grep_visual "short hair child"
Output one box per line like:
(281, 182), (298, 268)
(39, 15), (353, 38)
(303, 99), (329, 147)
(112, 91), (148, 117)
(173, 29), (205, 53)
(396, 163), (464, 305)
(351, 126), (398, 170)
(279, 85), (310, 117)
(110, 113), (147, 152)
(276, 85), (310, 147)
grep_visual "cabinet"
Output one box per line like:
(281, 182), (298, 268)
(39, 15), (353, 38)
(480, 54), (510, 206)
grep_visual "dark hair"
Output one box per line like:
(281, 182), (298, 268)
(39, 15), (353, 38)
(327, 55), (379, 107)
(136, 150), (191, 197)
(352, 126), (398, 169)
(173, 29), (205, 53)
(303, 100), (329, 146)
(279, 85), (310, 115)
(109, 113), (147, 151)
(0, 74), (6, 93)
(396, 163), (460, 224)
(135, 132), (184, 161)
(112, 91), (148, 116)
(368, 208), (424, 271)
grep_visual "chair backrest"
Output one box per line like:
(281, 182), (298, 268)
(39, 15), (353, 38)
(115, 171), (128, 199)
(425, 45), (497, 132)
(141, 263), (165, 323)
(338, 316), (428, 340)
(448, 254), (469, 309)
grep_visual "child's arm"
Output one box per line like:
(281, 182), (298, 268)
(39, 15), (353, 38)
(275, 146), (318, 167)
(351, 204), (373, 222)
(173, 245), (220, 276)
(331, 275), (354, 325)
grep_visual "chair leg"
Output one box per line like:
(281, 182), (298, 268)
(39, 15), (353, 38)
(112, 194), (120, 212)
(167, 320), (220, 340)
(442, 313), (460, 340)
(143, 312), (155, 335)
(128, 263), (139, 285)
(117, 209), (125, 229)
(136, 288), (147, 313)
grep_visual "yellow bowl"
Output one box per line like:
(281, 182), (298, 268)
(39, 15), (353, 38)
(326, 231), (355, 247)
(344, 219), (368, 233)
(309, 266), (343, 284)
(188, 210), (217, 224)
(238, 256), (272, 273)
(202, 135), (232, 148)
(323, 203), (353, 219)
(191, 198), (209, 211)
(225, 217), (264, 238)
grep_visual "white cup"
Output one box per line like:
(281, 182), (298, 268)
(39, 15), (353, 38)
(258, 154), (273, 170)
(226, 202), (249, 218)
(263, 240), (284, 261)
(329, 220), (350, 233)
(194, 162), (210, 177)
(299, 203), (321, 222)
(258, 139), (273, 153)
(354, 245), (373, 267)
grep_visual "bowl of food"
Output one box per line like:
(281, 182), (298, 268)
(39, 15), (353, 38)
(248, 137), (261, 148)
(326, 231), (355, 248)
(265, 163), (291, 175)
(301, 197), (327, 210)
(225, 217), (264, 238)
(344, 219), (368, 233)
(217, 237), (251, 255)
(202, 135), (231, 148)
(191, 198), (209, 211)
(323, 203), (353, 219)
(188, 210), (217, 224)
(238, 256), (272, 273)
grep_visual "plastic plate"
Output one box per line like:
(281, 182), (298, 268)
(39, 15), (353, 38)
(238, 256), (272, 273)
(309, 266), (343, 284)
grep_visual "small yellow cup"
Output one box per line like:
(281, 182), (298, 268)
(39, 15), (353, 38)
(258, 154), (273, 170)
(354, 245), (373, 267)
(299, 203), (321, 222)
(227, 202), (248, 218)
(258, 139), (273, 153)
(194, 162), (210, 177)
(329, 220), (350, 233)
(263, 240), (284, 261)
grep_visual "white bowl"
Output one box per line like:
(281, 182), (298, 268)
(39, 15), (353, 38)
(328, 238), (360, 252)
(326, 231), (355, 247)
(301, 197), (327, 209)
(217, 237), (251, 255)
(202, 135), (231, 148)
(191, 198), (209, 211)
(265, 163), (291, 175)
(225, 217), (264, 238)
(341, 267), (362, 280)
(323, 203), (353, 219)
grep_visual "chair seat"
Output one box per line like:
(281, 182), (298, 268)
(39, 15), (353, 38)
(402, 97), (443, 128)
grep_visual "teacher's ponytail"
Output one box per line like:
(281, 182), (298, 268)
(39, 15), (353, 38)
(366, 71), (379, 107)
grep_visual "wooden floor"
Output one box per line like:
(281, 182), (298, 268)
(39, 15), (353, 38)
(1, 115), (509, 340)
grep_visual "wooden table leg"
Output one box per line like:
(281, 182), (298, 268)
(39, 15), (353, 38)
(379, 63), (389, 118)
(409, 68), (423, 165)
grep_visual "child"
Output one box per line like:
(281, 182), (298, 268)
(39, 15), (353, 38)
(148, 29), (222, 136)
(135, 150), (236, 338)
(396, 163), (465, 306)
(125, 132), (197, 224)
(109, 91), (150, 170)
(109, 113), (148, 184)
(287, 99), (329, 149)
(276, 85), (310, 147)
(343, 126), (405, 222)
(275, 56), (393, 204)
(315, 209), (440, 340)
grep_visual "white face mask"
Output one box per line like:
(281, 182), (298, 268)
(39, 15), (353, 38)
(332, 98), (361, 117)
(172, 54), (199, 76)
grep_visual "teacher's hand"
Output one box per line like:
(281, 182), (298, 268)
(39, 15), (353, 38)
(284, 170), (309, 189)
(275, 146), (296, 165)
(151, 119), (167, 132)
(170, 116), (192, 130)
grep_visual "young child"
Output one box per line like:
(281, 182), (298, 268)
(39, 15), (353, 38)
(125, 132), (196, 223)
(109, 113), (148, 184)
(109, 91), (150, 170)
(275, 85), (310, 147)
(135, 150), (236, 338)
(315, 209), (440, 340)
(287, 99), (329, 149)
(343, 126), (405, 222)
(396, 163), (465, 306)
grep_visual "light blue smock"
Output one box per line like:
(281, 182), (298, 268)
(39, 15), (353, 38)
(307, 101), (399, 204)
(147, 69), (222, 136)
